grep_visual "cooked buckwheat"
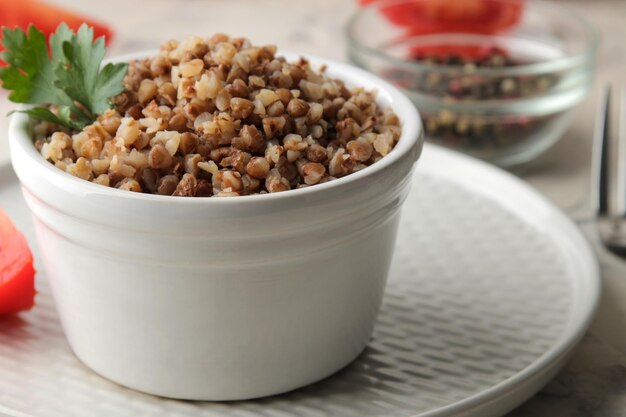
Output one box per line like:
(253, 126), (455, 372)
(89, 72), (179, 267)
(34, 34), (401, 197)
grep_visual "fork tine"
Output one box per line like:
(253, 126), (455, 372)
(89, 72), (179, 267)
(617, 88), (626, 217)
(592, 86), (611, 216)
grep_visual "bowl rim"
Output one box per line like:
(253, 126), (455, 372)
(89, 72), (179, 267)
(9, 50), (423, 205)
(346, 0), (599, 77)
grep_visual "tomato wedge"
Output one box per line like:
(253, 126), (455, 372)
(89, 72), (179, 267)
(0, 208), (35, 315)
(359, 0), (523, 35)
(358, 0), (523, 61)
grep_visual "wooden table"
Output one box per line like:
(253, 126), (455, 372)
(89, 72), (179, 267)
(2, 0), (626, 415)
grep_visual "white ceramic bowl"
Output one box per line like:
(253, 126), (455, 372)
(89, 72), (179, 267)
(9, 52), (423, 401)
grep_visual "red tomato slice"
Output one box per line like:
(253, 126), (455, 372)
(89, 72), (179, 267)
(359, 0), (523, 35)
(358, 0), (522, 60)
(0, 208), (36, 315)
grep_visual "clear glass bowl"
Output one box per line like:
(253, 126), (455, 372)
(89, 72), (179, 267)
(347, 0), (598, 167)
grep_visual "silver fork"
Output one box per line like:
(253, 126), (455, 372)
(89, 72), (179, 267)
(593, 86), (626, 256)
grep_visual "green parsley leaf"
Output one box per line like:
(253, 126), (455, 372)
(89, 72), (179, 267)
(49, 23), (74, 66)
(0, 25), (73, 107)
(0, 23), (128, 130)
(9, 107), (82, 131)
(54, 25), (127, 117)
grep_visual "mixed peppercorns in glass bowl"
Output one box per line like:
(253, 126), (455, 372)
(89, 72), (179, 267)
(348, 0), (597, 167)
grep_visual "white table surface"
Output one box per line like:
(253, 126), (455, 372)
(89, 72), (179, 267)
(2, 0), (626, 415)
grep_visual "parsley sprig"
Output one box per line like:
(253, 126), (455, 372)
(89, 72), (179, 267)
(0, 23), (128, 130)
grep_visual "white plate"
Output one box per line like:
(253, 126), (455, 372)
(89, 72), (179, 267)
(0, 144), (600, 417)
